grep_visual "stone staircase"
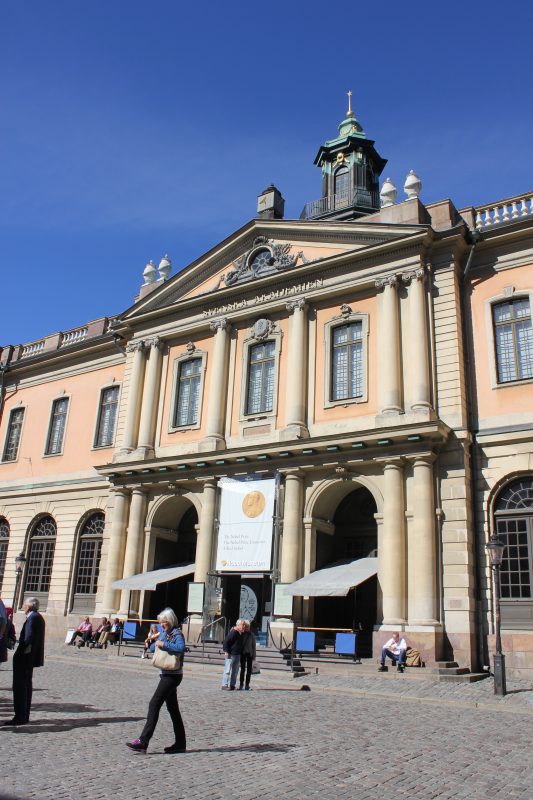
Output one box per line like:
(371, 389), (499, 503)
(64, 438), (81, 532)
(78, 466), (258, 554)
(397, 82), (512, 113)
(186, 641), (304, 674)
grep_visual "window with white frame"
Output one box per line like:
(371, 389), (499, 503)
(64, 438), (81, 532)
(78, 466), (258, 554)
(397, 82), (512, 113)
(324, 312), (368, 408)
(493, 297), (533, 383)
(0, 517), (9, 590)
(45, 397), (69, 455)
(494, 479), (533, 621)
(24, 516), (56, 595)
(2, 407), (25, 462)
(174, 357), (202, 427)
(331, 321), (363, 401)
(74, 513), (104, 596)
(246, 341), (275, 415)
(94, 386), (119, 447)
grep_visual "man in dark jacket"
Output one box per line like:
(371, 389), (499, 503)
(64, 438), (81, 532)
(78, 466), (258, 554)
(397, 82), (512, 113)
(4, 596), (45, 726)
(221, 619), (245, 690)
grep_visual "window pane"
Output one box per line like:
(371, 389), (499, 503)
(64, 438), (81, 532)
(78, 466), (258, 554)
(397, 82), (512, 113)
(174, 359), (201, 426)
(0, 518), (8, 590)
(493, 298), (533, 383)
(46, 398), (69, 454)
(331, 322), (363, 401)
(246, 342), (275, 414)
(2, 408), (25, 462)
(496, 517), (532, 599)
(95, 386), (119, 447)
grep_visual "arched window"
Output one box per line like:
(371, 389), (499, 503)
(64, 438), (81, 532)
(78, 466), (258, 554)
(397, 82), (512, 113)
(74, 513), (105, 599)
(0, 517), (9, 590)
(334, 168), (350, 205)
(24, 517), (57, 601)
(493, 478), (533, 629)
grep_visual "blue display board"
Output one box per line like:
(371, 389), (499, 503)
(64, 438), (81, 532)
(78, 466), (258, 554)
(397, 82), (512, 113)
(295, 630), (316, 652)
(335, 632), (357, 655)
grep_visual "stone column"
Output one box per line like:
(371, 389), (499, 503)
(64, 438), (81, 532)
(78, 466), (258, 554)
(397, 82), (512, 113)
(120, 340), (147, 453)
(194, 479), (217, 582)
(408, 454), (438, 625)
(200, 319), (230, 452)
(281, 471), (304, 583)
(378, 459), (406, 624)
(136, 336), (164, 458)
(283, 299), (309, 439)
(101, 488), (130, 614)
(403, 268), (431, 411)
(119, 487), (148, 614)
(375, 276), (402, 414)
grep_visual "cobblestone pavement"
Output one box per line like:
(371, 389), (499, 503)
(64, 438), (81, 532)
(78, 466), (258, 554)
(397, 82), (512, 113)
(1, 646), (532, 800)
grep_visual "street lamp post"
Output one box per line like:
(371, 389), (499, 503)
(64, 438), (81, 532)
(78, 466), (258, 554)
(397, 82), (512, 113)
(486, 534), (506, 696)
(13, 552), (26, 612)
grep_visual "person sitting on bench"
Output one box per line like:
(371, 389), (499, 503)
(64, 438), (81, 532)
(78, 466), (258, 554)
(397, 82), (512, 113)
(90, 618), (111, 649)
(70, 618), (93, 647)
(379, 632), (407, 672)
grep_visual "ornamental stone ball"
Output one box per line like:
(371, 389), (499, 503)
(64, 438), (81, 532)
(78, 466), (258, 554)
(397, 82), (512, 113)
(380, 177), (397, 208)
(404, 170), (422, 200)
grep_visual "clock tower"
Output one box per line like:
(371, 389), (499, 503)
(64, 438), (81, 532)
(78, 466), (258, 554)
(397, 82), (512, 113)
(301, 92), (387, 220)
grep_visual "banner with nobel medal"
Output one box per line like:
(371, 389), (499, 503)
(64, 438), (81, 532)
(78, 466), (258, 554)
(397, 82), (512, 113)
(216, 478), (276, 571)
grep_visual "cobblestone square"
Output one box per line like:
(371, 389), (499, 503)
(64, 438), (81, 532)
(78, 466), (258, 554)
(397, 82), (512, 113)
(1, 648), (532, 800)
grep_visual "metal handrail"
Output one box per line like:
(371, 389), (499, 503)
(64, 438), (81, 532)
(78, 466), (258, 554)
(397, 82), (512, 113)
(196, 616), (227, 655)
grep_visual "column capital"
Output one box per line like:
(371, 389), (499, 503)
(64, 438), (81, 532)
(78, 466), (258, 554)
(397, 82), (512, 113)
(110, 486), (131, 498)
(283, 468), (305, 481)
(401, 267), (425, 285)
(286, 297), (307, 313)
(144, 335), (164, 350)
(209, 317), (230, 333)
(375, 275), (398, 291)
(407, 451), (437, 466)
(126, 339), (145, 353)
(375, 456), (404, 469)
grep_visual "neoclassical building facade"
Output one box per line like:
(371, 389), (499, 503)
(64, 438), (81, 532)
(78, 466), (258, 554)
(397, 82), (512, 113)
(1, 106), (532, 677)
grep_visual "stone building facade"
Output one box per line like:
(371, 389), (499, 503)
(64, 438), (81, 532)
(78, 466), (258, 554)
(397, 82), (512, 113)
(1, 106), (532, 677)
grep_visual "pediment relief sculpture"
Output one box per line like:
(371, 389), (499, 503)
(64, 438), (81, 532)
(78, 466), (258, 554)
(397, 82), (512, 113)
(211, 237), (309, 292)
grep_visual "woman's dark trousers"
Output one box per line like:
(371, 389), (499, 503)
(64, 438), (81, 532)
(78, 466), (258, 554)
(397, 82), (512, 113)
(239, 655), (253, 688)
(140, 674), (185, 747)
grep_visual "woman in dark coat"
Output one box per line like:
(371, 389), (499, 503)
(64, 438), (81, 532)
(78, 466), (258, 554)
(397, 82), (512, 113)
(239, 620), (257, 691)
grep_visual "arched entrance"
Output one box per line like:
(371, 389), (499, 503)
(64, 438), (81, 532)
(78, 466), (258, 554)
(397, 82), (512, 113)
(306, 478), (380, 656)
(145, 495), (198, 622)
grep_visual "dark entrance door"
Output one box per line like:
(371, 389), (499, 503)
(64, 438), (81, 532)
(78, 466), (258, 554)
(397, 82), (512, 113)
(314, 487), (377, 656)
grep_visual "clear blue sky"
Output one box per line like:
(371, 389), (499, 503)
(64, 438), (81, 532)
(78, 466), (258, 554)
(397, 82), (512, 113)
(2, 1), (532, 345)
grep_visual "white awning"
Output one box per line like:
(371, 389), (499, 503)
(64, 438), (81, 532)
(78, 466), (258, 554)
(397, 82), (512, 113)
(284, 557), (378, 597)
(112, 563), (195, 591)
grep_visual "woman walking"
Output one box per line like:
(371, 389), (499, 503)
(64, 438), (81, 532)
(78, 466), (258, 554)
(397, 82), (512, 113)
(126, 608), (186, 754)
(239, 620), (257, 691)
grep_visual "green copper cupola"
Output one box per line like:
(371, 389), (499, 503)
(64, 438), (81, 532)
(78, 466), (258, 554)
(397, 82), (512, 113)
(301, 92), (387, 220)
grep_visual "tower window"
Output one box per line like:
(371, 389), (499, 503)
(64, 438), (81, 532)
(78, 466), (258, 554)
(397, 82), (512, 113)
(334, 167), (350, 201)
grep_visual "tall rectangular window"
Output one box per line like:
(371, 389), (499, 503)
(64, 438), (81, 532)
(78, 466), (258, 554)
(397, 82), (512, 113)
(174, 358), (202, 427)
(493, 298), (533, 383)
(331, 322), (363, 401)
(45, 398), (69, 455)
(2, 408), (25, 462)
(94, 386), (119, 447)
(246, 341), (275, 415)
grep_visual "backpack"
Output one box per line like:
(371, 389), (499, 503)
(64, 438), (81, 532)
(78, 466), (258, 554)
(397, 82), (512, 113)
(405, 647), (422, 667)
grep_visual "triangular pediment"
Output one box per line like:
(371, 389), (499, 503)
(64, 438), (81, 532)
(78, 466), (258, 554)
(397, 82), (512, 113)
(121, 217), (425, 321)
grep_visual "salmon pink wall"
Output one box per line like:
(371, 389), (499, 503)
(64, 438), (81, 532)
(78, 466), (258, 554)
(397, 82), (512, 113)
(159, 336), (212, 446)
(470, 265), (533, 419)
(0, 364), (125, 480)
(313, 296), (378, 423)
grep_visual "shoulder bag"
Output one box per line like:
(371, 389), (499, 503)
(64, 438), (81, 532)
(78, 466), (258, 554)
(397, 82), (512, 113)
(151, 646), (180, 671)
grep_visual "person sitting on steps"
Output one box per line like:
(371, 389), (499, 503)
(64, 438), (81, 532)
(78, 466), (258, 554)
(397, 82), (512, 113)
(379, 632), (408, 672)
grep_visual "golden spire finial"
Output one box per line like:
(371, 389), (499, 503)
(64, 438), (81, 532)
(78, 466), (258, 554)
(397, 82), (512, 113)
(347, 89), (353, 115)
